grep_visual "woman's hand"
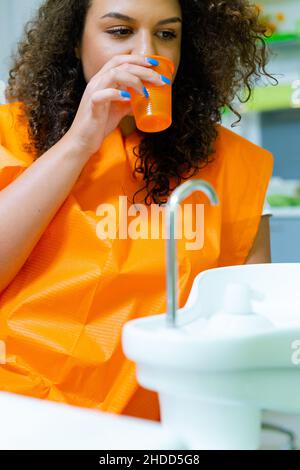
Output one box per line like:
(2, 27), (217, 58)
(65, 54), (166, 159)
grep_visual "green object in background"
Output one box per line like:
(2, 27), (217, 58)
(265, 32), (300, 44)
(244, 84), (293, 112)
(221, 83), (298, 115)
(221, 106), (230, 116)
(267, 195), (300, 207)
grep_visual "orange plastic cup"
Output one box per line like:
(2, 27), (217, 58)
(128, 54), (175, 133)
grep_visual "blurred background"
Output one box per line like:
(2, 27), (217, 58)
(0, 0), (299, 262)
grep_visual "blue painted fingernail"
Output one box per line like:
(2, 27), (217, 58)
(146, 58), (159, 66)
(161, 75), (171, 85)
(120, 90), (131, 99)
(143, 86), (149, 99)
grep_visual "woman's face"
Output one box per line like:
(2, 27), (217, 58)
(78, 0), (182, 84)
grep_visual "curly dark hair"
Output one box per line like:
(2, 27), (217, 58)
(6, 0), (275, 205)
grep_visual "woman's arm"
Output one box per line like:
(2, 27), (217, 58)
(0, 135), (91, 293)
(245, 215), (272, 264)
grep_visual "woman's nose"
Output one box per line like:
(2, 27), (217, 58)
(131, 30), (157, 57)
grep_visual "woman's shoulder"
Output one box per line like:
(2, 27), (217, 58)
(215, 123), (273, 167)
(0, 100), (24, 121)
(213, 124), (274, 220)
(214, 124), (274, 193)
(0, 100), (27, 138)
(0, 101), (34, 163)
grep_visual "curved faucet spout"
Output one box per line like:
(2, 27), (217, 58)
(166, 179), (219, 327)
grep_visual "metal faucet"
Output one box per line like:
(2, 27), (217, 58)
(165, 179), (219, 327)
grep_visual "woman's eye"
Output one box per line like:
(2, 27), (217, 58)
(159, 31), (177, 40)
(107, 28), (131, 37)
(106, 28), (177, 40)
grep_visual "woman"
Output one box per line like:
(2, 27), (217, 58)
(0, 0), (274, 421)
